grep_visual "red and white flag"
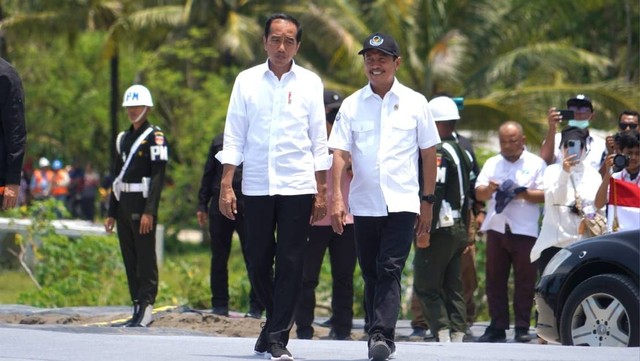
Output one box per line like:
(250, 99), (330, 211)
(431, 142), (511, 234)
(608, 178), (640, 231)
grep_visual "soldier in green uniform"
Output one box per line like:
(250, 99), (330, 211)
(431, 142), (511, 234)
(413, 96), (472, 342)
(104, 84), (168, 327)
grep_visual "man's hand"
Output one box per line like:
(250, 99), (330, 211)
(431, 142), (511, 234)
(104, 217), (116, 234)
(311, 193), (328, 224)
(1, 184), (19, 210)
(197, 211), (208, 227)
(415, 232), (431, 249)
(331, 196), (347, 235)
(139, 214), (154, 235)
(605, 135), (616, 155)
(219, 186), (237, 220)
(547, 107), (561, 127)
(415, 202), (433, 237)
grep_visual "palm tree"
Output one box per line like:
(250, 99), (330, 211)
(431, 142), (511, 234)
(0, 0), (190, 172)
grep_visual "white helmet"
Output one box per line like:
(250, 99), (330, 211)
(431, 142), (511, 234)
(429, 96), (460, 122)
(38, 157), (50, 168)
(122, 85), (153, 107)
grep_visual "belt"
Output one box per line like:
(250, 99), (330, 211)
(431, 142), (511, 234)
(121, 182), (145, 192)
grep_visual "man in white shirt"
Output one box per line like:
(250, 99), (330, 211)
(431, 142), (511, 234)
(215, 13), (331, 361)
(475, 121), (546, 343)
(328, 32), (440, 361)
(540, 94), (606, 172)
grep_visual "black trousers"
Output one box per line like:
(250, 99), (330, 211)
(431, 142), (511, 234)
(209, 207), (262, 312)
(244, 194), (313, 343)
(295, 224), (356, 339)
(115, 194), (158, 305)
(354, 212), (415, 342)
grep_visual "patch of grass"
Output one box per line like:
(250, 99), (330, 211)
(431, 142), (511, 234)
(0, 269), (36, 304)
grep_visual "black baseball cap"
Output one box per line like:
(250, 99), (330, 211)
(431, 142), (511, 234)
(324, 90), (343, 109)
(358, 33), (400, 57)
(567, 94), (593, 111)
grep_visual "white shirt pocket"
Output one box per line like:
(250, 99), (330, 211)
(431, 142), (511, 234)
(352, 120), (376, 151)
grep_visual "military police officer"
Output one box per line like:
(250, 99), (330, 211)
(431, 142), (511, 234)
(104, 84), (168, 327)
(412, 96), (472, 343)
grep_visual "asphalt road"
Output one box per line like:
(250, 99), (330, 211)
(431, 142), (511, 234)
(1, 320), (638, 361)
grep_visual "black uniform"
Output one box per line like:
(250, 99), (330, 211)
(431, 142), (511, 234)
(197, 133), (263, 314)
(0, 58), (26, 199)
(108, 120), (168, 306)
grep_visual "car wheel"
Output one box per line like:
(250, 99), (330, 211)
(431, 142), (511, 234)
(559, 273), (639, 347)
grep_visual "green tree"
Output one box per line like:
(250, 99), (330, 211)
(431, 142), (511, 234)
(0, 0), (190, 172)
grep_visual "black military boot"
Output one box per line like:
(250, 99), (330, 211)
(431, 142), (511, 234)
(112, 301), (140, 327)
(127, 303), (153, 327)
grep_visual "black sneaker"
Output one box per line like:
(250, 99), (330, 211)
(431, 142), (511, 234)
(476, 327), (506, 343)
(368, 333), (391, 361)
(514, 327), (533, 343)
(254, 322), (268, 355)
(244, 308), (262, 319)
(267, 342), (293, 361)
(112, 302), (140, 327)
(408, 327), (426, 341)
(212, 306), (229, 317)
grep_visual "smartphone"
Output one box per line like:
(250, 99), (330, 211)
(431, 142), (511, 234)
(558, 109), (575, 121)
(566, 139), (582, 158)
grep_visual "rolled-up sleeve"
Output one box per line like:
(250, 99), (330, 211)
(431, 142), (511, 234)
(308, 79), (331, 171)
(215, 76), (246, 166)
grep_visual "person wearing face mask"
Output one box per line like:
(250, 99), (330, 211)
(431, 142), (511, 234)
(104, 84), (169, 328)
(474, 121), (546, 343)
(531, 126), (603, 272)
(539, 94), (607, 173)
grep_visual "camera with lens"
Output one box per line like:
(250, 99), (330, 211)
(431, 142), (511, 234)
(612, 154), (629, 172)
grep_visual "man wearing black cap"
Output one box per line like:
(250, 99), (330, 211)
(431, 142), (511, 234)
(295, 89), (357, 341)
(540, 94), (607, 172)
(328, 32), (440, 361)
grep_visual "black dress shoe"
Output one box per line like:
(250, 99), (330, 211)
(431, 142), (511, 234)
(514, 327), (533, 343)
(476, 327), (506, 343)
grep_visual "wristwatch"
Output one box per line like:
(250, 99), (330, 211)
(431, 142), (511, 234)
(421, 194), (436, 204)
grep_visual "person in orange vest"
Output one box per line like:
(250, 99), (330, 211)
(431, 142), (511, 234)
(50, 159), (70, 203)
(30, 157), (54, 200)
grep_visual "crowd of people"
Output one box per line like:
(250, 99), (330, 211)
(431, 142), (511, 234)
(194, 13), (639, 361)
(16, 157), (108, 221)
(3, 11), (638, 361)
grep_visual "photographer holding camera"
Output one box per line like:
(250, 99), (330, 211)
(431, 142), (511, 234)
(595, 129), (640, 232)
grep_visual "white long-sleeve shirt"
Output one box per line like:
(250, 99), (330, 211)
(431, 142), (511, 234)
(215, 60), (331, 196)
(531, 162), (603, 262)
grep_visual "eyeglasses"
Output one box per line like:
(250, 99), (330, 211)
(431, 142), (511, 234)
(619, 122), (638, 130)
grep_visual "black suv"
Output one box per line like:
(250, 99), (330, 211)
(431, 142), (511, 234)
(535, 229), (639, 347)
